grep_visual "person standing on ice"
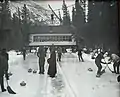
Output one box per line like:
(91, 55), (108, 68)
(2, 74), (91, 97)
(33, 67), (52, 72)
(44, 47), (48, 57)
(77, 48), (84, 62)
(109, 53), (120, 74)
(22, 47), (26, 60)
(57, 47), (62, 62)
(47, 48), (57, 78)
(117, 75), (120, 82)
(37, 46), (46, 74)
(0, 50), (9, 92)
(1, 48), (9, 80)
(95, 51), (106, 77)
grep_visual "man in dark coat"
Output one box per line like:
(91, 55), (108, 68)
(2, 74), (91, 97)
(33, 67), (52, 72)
(78, 48), (84, 62)
(22, 47), (26, 60)
(1, 49), (9, 80)
(57, 47), (62, 62)
(0, 51), (9, 92)
(37, 46), (46, 74)
(47, 50), (57, 78)
(95, 52), (106, 77)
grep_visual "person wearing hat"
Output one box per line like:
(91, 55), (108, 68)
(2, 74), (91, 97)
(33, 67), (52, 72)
(95, 51), (106, 77)
(109, 53), (120, 74)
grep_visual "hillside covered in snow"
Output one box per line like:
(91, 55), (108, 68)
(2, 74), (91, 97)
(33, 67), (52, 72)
(9, 0), (60, 25)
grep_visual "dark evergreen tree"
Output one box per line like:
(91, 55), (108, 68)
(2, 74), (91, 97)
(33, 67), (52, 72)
(21, 4), (30, 46)
(102, 1), (119, 52)
(74, 0), (84, 28)
(73, 0), (85, 48)
(87, 0), (118, 52)
(11, 12), (23, 49)
(0, 0), (11, 30)
(72, 7), (75, 26)
(0, 0), (12, 49)
(87, 1), (105, 47)
(62, 0), (71, 25)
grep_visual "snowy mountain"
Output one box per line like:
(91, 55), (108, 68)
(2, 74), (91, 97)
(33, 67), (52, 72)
(9, 1), (60, 25)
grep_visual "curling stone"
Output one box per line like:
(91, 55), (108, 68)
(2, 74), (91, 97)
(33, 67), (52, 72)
(20, 81), (26, 86)
(8, 72), (13, 76)
(88, 68), (93, 72)
(28, 68), (32, 73)
(33, 70), (37, 74)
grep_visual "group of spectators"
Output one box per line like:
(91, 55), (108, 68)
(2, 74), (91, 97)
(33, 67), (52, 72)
(37, 46), (62, 78)
(91, 48), (120, 78)
(76, 46), (120, 80)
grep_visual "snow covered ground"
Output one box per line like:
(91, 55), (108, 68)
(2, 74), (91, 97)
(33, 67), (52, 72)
(60, 53), (120, 97)
(0, 51), (119, 97)
(0, 51), (73, 97)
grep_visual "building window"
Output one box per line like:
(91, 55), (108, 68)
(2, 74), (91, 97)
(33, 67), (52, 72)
(33, 35), (72, 42)
(33, 36), (38, 42)
(63, 36), (66, 41)
(69, 36), (72, 41)
(54, 36), (57, 41)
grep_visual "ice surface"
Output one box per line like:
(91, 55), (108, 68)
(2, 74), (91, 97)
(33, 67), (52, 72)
(60, 52), (119, 97)
(0, 51), (119, 97)
(0, 51), (72, 97)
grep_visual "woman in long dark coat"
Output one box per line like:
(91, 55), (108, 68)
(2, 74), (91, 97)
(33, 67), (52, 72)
(47, 50), (57, 78)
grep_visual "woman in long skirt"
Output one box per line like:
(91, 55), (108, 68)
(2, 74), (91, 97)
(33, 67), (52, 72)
(47, 50), (57, 78)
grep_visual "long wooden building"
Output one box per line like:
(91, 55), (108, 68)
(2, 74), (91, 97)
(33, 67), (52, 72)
(28, 25), (76, 47)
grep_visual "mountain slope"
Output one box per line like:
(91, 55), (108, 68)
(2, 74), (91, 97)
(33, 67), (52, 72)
(9, 0), (60, 25)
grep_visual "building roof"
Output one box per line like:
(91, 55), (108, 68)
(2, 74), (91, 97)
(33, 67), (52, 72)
(29, 25), (76, 34)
